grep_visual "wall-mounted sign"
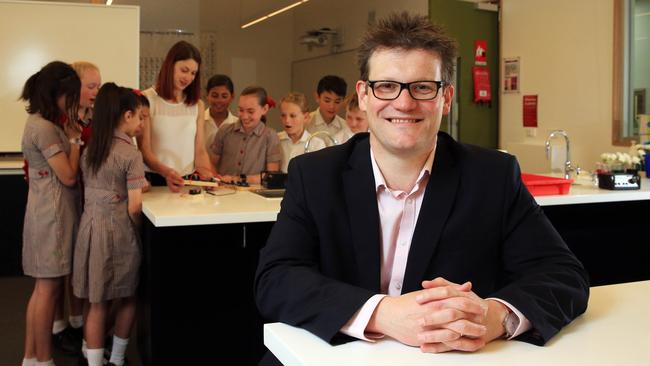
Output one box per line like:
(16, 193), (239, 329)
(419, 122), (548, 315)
(523, 95), (538, 127)
(503, 57), (520, 93)
(474, 40), (487, 65)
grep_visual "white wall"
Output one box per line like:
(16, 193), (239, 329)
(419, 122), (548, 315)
(120, 0), (200, 33)
(500, 0), (624, 173)
(199, 1), (294, 130)
(291, 0), (428, 111)
(292, 0), (428, 61)
(199, 0), (427, 129)
(56, 0), (200, 34)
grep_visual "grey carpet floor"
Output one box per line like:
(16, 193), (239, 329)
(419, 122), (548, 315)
(0, 276), (140, 366)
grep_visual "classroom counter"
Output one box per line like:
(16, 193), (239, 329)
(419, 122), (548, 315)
(140, 178), (650, 224)
(138, 186), (277, 365)
(0, 156), (24, 175)
(137, 181), (650, 365)
(142, 186), (280, 226)
(139, 180), (650, 287)
(534, 176), (650, 206)
(264, 280), (650, 366)
(0, 161), (26, 275)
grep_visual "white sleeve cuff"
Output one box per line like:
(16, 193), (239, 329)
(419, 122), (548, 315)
(340, 294), (387, 341)
(486, 297), (532, 339)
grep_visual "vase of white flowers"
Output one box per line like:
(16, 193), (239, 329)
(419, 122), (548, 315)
(596, 146), (645, 189)
(637, 144), (650, 177)
(598, 152), (641, 173)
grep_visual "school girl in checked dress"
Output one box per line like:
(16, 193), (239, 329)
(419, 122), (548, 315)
(72, 83), (147, 366)
(20, 61), (82, 366)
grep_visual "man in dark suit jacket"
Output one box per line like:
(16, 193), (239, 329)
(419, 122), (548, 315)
(255, 12), (588, 357)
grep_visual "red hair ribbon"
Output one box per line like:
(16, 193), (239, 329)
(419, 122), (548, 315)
(133, 89), (143, 96)
(266, 96), (276, 108)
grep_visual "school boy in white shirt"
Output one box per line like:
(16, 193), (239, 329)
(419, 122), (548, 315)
(306, 75), (353, 144)
(278, 92), (326, 173)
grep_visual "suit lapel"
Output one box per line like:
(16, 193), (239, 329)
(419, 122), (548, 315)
(403, 134), (461, 293)
(342, 137), (381, 292)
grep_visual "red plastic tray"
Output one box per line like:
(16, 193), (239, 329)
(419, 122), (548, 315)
(521, 173), (573, 196)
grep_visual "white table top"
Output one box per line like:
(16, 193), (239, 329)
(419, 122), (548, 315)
(264, 280), (650, 366)
(0, 156), (24, 175)
(534, 176), (650, 206)
(142, 186), (281, 227)
(142, 176), (650, 226)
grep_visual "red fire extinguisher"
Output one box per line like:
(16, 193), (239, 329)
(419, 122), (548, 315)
(472, 66), (492, 103)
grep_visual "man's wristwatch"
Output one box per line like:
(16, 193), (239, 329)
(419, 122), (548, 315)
(502, 311), (518, 339)
(69, 137), (84, 146)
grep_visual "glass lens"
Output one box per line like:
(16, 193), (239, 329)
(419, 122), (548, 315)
(370, 81), (441, 100)
(372, 81), (401, 99)
(409, 82), (438, 99)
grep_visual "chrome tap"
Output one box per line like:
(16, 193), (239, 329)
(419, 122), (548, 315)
(305, 131), (339, 152)
(545, 130), (580, 179)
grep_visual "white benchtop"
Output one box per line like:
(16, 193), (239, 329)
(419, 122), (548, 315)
(264, 280), (650, 366)
(142, 176), (650, 227)
(142, 186), (281, 227)
(533, 176), (650, 206)
(0, 156), (24, 175)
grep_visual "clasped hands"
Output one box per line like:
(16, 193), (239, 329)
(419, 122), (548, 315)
(369, 277), (508, 353)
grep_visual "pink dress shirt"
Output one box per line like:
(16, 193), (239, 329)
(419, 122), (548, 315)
(340, 145), (531, 341)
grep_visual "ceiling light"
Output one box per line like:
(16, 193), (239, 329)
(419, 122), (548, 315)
(241, 0), (309, 29)
(106, 0), (113, 5)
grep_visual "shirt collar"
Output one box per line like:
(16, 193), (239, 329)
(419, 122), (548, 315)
(234, 120), (265, 136)
(312, 108), (343, 128)
(278, 130), (310, 143)
(370, 146), (436, 196)
(298, 130), (311, 142)
(113, 130), (134, 145)
(205, 108), (234, 122)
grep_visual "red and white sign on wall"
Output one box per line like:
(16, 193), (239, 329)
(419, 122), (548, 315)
(523, 95), (538, 127)
(474, 40), (487, 65)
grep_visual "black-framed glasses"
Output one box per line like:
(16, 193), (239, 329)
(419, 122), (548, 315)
(366, 80), (446, 101)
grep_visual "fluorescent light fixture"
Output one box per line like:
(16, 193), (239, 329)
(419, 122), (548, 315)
(106, 0), (113, 5)
(241, 0), (309, 29)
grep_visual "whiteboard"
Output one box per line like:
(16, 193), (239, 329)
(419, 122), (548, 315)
(0, 0), (139, 153)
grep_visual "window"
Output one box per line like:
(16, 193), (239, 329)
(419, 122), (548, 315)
(613, 0), (650, 145)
